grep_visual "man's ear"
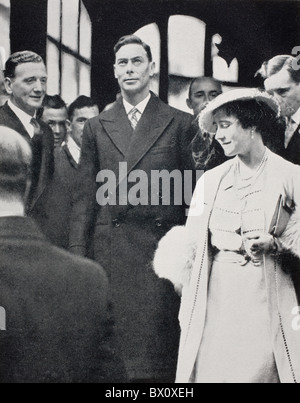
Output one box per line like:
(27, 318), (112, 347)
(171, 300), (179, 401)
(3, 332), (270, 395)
(65, 119), (71, 133)
(149, 62), (156, 78)
(114, 65), (118, 79)
(186, 98), (192, 110)
(4, 77), (13, 95)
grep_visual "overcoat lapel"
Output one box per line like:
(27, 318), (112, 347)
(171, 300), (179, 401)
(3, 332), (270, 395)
(100, 94), (175, 186)
(125, 95), (174, 177)
(100, 100), (133, 157)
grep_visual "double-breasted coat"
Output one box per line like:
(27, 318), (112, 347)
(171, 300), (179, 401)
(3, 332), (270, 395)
(69, 93), (195, 380)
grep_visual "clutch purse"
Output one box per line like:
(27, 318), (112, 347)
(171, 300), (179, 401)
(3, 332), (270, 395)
(269, 195), (295, 237)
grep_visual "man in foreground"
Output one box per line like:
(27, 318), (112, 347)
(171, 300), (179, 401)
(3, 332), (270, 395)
(0, 126), (126, 383)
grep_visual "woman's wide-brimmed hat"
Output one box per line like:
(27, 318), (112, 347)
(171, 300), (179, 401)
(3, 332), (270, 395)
(198, 88), (281, 134)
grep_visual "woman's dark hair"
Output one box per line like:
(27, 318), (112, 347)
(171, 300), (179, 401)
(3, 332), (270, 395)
(213, 99), (286, 152)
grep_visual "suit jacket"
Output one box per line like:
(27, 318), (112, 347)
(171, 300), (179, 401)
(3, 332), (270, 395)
(0, 216), (126, 383)
(69, 93), (195, 381)
(40, 144), (78, 249)
(0, 102), (54, 219)
(284, 124), (300, 165)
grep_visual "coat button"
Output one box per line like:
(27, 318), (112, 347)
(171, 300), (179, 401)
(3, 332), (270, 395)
(155, 220), (162, 227)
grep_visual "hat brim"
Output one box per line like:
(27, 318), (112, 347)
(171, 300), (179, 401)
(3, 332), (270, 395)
(198, 88), (280, 134)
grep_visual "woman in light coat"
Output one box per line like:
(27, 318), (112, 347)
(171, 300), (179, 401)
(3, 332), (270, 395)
(154, 89), (300, 383)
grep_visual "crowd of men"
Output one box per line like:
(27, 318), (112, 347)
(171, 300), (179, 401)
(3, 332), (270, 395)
(0, 34), (299, 383)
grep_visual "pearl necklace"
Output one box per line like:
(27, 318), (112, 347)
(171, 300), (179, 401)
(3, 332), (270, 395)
(237, 148), (268, 183)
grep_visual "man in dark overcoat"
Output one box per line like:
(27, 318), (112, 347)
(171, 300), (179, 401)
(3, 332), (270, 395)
(69, 35), (195, 382)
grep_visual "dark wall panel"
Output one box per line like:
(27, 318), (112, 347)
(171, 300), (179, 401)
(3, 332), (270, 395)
(10, 0), (48, 61)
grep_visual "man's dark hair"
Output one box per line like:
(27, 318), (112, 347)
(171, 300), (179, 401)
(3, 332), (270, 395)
(36, 95), (67, 120)
(114, 35), (153, 62)
(68, 95), (98, 120)
(42, 94), (67, 110)
(214, 99), (286, 152)
(256, 55), (300, 84)
(4, 51), (44, 79)
(0, 126), (32, 199)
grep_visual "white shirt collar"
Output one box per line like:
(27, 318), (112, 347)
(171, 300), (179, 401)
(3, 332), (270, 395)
(291, 107), (300, 126)
(8, 100), (36, 138)
(67, 136), (81, 165)
(123, 93), (151, 115)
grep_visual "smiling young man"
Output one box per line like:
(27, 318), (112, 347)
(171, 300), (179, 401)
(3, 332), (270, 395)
(69, 35), (195, 382)
(0, 51), (54, 222)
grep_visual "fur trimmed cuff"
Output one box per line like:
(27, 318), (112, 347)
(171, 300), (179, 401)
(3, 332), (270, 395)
(153, 226), (197, 294)
(279, 219), (300, 259)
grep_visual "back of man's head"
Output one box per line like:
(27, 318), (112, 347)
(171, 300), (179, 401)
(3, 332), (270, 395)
(256, 55), (300, 84)
(4, 51), (44, 79)
(0, 126), (32, 201)
(68, 95), (98, 120)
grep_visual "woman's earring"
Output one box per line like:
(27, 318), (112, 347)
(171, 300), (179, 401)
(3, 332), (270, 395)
(251, 130), (254, 140)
